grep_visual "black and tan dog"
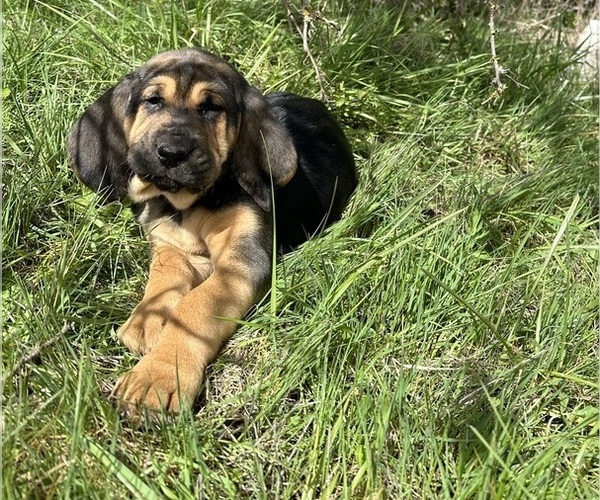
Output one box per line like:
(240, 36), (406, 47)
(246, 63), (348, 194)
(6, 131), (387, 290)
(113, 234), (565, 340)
(68, 48), (356, 413)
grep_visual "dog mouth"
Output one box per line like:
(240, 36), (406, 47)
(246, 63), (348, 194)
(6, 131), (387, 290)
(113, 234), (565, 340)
(131, 162), (207, 193)
(140, 173), (182, 193)
(138, 170), (213, 199)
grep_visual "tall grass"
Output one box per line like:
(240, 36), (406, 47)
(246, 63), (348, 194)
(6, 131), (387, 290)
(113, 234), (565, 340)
(3, 0), (598, 497)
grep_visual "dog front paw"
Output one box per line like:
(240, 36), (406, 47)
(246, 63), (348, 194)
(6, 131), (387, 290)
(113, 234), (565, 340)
(117, 307), (167, 354)
(112, 347), (202, 414)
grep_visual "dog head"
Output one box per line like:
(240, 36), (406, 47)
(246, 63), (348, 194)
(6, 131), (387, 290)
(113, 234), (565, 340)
(67, 48), (297, 211)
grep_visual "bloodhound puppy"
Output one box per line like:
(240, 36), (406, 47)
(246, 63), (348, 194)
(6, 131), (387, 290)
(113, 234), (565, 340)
(67, 48), (357, 414)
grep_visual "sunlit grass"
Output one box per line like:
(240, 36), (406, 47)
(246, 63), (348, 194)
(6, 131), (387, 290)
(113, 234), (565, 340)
(3, 0), (598, 497)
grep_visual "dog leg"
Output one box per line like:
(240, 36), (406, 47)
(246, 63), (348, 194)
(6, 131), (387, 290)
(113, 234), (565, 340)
(113, 204), (271, 413)
(117, 245), (211, 355)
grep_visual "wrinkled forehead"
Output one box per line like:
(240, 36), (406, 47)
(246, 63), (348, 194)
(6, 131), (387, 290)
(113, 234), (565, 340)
(139, 49), (246, 96)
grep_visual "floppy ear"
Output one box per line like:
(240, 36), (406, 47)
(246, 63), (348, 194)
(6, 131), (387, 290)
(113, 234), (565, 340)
(67, 73), (136, 202)
(230, 87), (297, 211)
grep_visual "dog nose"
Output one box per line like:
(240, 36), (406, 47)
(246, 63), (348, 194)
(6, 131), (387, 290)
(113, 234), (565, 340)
(157, 137), (193, 167)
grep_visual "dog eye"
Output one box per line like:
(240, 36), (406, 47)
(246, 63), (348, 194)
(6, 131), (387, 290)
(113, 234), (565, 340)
(198, 100), (224, 117)
(144, 95), (163, 108)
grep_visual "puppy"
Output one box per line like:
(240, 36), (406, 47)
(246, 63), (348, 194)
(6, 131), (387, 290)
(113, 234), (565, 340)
(68, 48), (357, 413)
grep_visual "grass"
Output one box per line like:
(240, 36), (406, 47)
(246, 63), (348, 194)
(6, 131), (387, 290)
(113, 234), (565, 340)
(2, 0), (598, 497)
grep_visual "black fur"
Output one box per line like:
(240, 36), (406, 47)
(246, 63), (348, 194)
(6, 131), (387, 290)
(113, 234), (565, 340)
(266, 92), (357, 249)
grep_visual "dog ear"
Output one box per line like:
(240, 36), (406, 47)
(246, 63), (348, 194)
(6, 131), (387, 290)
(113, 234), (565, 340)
(230, 87), (297, 212)
(67, 73), (137, 202)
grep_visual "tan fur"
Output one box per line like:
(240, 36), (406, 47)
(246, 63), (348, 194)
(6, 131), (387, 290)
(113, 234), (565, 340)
(127, 76), (177, 144)
(144, 75), (178, 102)
(212, 117), (232, 165)
(186, 82), (215, 107)
(128, 109), (169, 147)
(113, 203), (266, 413)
